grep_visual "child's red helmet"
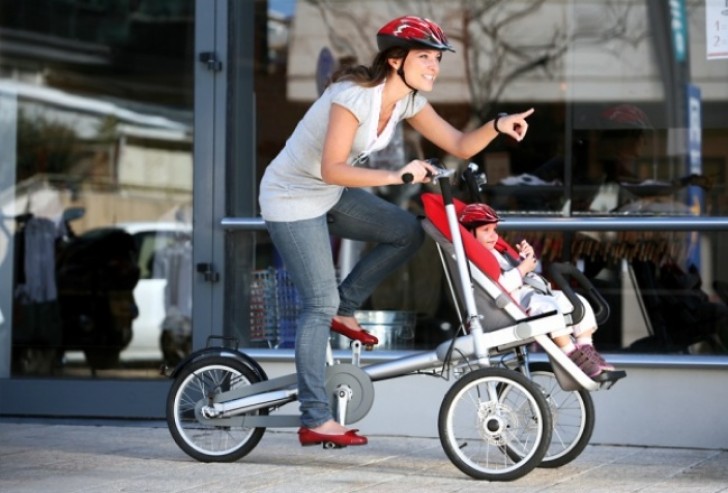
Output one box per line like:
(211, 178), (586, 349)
(377, 15), (455, 52)
(458, 203), (500, 230)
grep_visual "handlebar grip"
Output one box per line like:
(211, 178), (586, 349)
(403, 158), (441, 184)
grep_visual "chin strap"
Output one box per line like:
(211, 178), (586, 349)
(396, 51), (419, 93)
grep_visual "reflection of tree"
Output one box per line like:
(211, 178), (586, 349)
(17, 110), (79, 181)
(304, 0), (649, 124)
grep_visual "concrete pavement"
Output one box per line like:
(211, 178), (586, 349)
(1, 419), (727, 492)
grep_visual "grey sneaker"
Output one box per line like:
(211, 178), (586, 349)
(569, 345), (614, 377)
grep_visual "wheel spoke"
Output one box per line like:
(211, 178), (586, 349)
(528, 365), (595, 468)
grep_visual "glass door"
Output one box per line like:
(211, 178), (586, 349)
(0, 0), (224, 417)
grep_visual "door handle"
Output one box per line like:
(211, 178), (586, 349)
(196, 262), (220, 283)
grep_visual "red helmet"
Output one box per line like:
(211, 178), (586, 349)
(377, 16), (455, 53)
(458, 203), (500, 229)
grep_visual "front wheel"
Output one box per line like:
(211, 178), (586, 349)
(438, 367), (552, 481)
(166, 355), (267, 462)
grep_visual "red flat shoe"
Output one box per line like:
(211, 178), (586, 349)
(298, 427), (368, 448)
(330, 319), (379, 348)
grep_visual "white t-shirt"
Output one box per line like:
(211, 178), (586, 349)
(258, 80), (427, 222)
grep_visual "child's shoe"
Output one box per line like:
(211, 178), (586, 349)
(569, 344), (614, 377)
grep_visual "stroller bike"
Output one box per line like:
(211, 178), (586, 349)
(165, 165), (625, 481)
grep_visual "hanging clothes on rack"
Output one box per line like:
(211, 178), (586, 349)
(13, 216), (62, 350)
(155, 235), (192, 365)
(17, 217), (57, 303)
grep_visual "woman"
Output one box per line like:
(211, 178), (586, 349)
(258, 15), (534, 447)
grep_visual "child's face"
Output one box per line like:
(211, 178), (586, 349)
(474, 223), (499, 250)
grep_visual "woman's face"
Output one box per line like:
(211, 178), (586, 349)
(395, 49), (442, 92)
(474, 223), (499, 250)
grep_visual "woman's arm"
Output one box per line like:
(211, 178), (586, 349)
(407, 104), (534, 159)
(321, 104), (437, 187)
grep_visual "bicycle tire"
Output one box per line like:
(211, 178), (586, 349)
(166, 355), (267, 462)
(528, 362), (595, 468)
(438, 367), (552, 481)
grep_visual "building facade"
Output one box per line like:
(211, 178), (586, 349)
(1, 0), (727, 448)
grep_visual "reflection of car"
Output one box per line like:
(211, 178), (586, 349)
(120, 222), (192, 363)
(65, 222), (191, 366)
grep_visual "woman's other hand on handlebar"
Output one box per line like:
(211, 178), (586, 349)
(400, 159), (439, 184)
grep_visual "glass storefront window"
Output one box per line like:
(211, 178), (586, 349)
(0, 1), (195, 377)
(250, 0), (728, 356)
(491, 227), (728, 354)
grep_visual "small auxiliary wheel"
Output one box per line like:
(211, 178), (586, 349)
(166, 355), (267, 462)
(438, 367), (552, 481)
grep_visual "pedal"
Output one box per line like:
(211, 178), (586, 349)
(323, 441), (345, 449)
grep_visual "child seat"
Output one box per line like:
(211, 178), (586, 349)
(421, 192), (560, 334)
(421, 192), (623, 390)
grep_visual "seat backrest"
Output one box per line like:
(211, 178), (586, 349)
(422, 193), (498, 278)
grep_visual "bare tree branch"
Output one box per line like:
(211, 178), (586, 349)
(303, 0), (651, 125)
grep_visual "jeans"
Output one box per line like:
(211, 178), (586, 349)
(265, 188), (424, 428)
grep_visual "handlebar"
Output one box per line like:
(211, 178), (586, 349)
(401, 158), (454, 184)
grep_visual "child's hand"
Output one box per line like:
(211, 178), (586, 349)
(518, 255), (538, 275)
(516, 240), (534, 259)
(517, 240), (538, 275)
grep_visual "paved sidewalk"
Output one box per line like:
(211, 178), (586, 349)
(1, 419), (727, 493)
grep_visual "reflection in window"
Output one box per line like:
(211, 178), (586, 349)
(252, 0), (728, 356)
(0, 1), (195, 377)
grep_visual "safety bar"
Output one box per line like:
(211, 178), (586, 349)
(221, 216), (728, 232)
(548, 262), (611, 326)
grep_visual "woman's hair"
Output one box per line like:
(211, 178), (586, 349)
(331, 47), (408, 86)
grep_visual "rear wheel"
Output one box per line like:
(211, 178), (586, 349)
(438, 367), (552, 481)
(166, 355), (267, 462)
(528, 362), (595, 468)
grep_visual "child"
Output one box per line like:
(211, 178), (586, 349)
(458, 202), (614, 377)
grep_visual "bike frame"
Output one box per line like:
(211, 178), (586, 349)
(188, 170), (604, 429)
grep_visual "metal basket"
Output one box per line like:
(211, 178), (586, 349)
(249, 267), (301, 347)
